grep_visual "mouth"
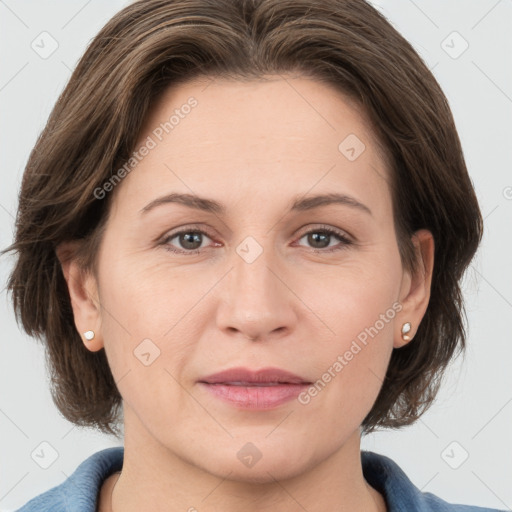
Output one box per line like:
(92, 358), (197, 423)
(198, 367), (312, 409)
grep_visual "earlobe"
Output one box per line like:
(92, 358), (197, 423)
(394, 229), (435, 349)
(55, 241), (104, 352)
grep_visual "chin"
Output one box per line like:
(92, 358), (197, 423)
(192, 439), (319, 484)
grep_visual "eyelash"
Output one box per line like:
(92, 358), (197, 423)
(159, 225), (353, 255)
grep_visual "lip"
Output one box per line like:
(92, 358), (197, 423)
(199, 366), (311, 385)
(198, 367), (312, 410)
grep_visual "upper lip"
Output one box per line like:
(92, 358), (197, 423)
(199, 367), (311, 385)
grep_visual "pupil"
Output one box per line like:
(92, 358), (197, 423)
(310, 232), (329, 248)
(181, 232), (201, 249)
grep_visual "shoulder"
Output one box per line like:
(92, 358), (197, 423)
(14, 446), (124, 512)
(361, 450), (506, 512)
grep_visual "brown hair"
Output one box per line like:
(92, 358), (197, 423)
(2, 0), (483, 436)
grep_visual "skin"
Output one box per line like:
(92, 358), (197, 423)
(57, 75), (434, 512)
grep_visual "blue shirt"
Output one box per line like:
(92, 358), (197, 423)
(15, 447), (505, 511)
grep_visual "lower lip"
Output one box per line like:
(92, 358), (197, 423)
(198, 382), (310, 409)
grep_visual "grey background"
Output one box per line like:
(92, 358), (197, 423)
(1, 0), (511, 510)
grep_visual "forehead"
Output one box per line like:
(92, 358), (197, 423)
(111, 75), (391, 218)
(140, 74), (381, 157)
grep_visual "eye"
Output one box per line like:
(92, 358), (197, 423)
(159, 224), (353, 255)
(161, 228), (216, 254)
(295, 226), (353, 253)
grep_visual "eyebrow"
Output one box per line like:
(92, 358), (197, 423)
(139, 192), (372, 217)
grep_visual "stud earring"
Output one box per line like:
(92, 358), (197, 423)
(401, 322), (412, 342)
(83, 330), (95, 341)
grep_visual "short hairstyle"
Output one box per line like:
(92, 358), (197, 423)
(3, 0), (483, 436)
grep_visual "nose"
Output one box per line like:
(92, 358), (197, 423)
(215, 243), (297, 342)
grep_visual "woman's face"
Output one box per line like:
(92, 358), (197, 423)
(70, 75), (432, 481)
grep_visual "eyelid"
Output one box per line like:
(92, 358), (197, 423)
(159, 223), (216, 241)
(160, 223), (352, 241)
(295, 223), (353, 240)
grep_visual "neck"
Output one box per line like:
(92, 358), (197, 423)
(107, 408), (386, 512)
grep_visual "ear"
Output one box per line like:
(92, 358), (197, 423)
(55, 241), (104, 352)
(394, 229), (435, 349)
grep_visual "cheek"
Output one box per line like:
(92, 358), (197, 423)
(298, 296), (395, 437)
(98, 251), (206, 335)
(295, 253), (400, 418)
(301, 248), (401, 344)
(95, 253), (194, 386)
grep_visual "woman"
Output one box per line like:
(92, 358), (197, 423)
(3, 0), (505, 511)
